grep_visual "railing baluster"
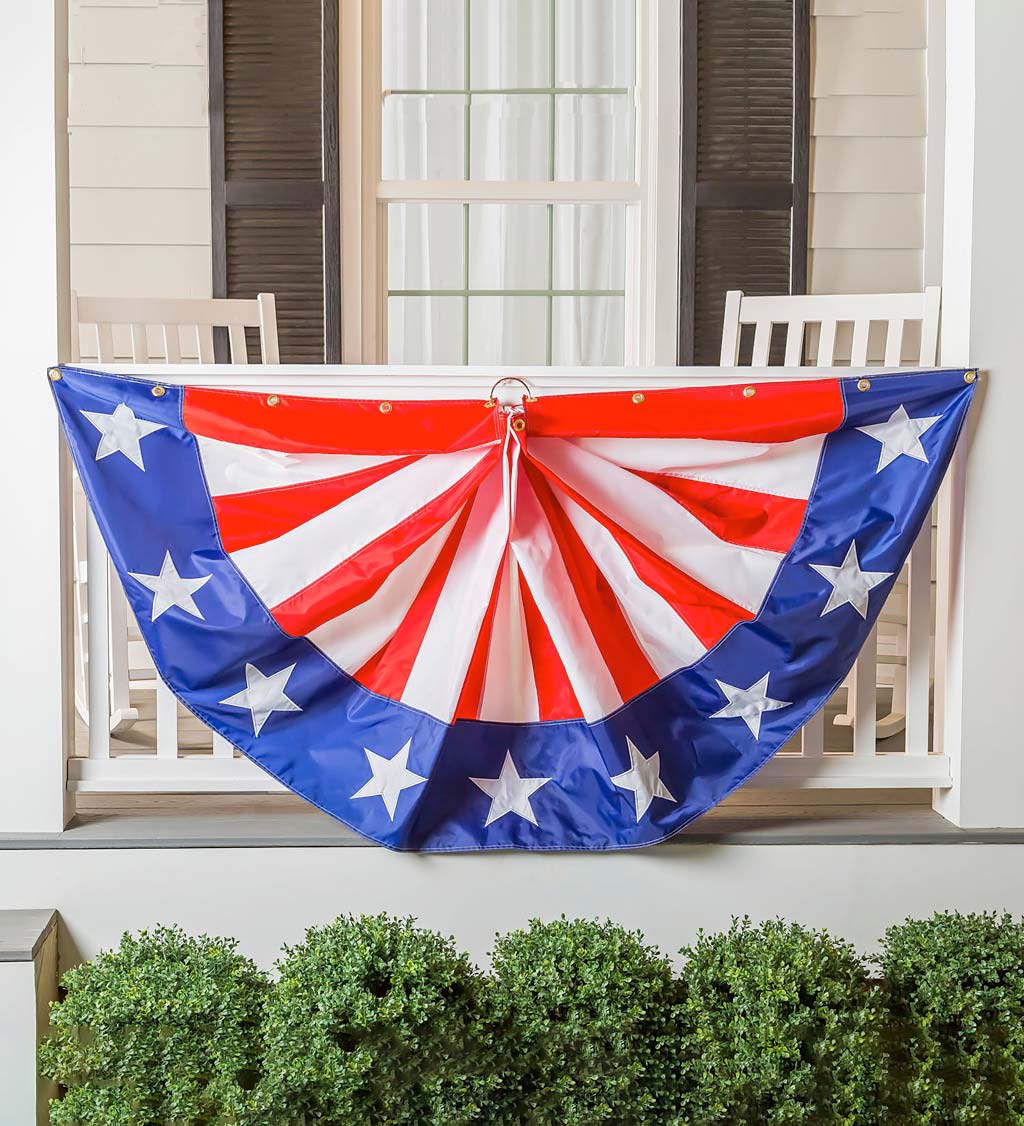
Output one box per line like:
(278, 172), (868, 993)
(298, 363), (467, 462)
(851, 625), (879, 757)
(85, 511), (110, 760)
(801, 709), (825, 757)
(904, 529), (932, 755)
(212, 733), (234, 758)
(155, 678), (178, 758)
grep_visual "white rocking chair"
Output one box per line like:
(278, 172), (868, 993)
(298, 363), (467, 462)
(719, 286), (942, 741)
(70, 292), (280, 735)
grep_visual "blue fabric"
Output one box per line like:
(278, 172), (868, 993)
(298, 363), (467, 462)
(52, 365), (975, 851)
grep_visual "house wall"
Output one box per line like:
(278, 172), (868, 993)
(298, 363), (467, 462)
(68, 0), (211, 358)
(810, 0), (929, 299)
(3, 843), (1024, 971)
(66, 0), (933, 357)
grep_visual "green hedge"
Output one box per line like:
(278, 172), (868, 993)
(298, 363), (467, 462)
(40, 911), (1024, 1125)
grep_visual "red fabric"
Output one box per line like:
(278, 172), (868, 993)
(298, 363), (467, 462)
(272, 448), (499, 637)
(634, 471), (807, 554)
(524, 378), (844, 442)
(213, 456), (417, 553)
(184, 386), (499, 455)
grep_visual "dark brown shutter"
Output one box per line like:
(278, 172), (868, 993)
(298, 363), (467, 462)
(679, 0), (810, 364)
(210, 0), (340, 363)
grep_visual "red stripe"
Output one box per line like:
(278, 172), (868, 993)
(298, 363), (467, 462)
(524, 463), (659, 702)
(184, 386), (501, 455)
(525, 453), (753, 649)
(355, 504), (475, 699)
(213, 456), (418, 553)
(518, 570), (583, 722)
(524, 378), (844, 443)
(452, 565), (505, 721)
(271, 450), (499, 637)
(634, 471), (806, 554)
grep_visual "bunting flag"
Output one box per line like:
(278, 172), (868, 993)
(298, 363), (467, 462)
(51, 365), (975, 851)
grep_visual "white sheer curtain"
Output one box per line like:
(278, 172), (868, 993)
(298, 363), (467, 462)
(383, 0), (635, 366)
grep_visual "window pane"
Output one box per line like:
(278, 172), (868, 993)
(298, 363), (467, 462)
(554, 95), (634, 180)
(382, 0), (465, 89)
(468, 204), (548, 289)
(388, 296), (464, 363)
(552, 204), (625, 290)
(555, 0), (635, 88)
(470, 0), (550, 90)
(468, 296), (548, 364)
(383, 95), (465, 179)
(389, 204), (464, 290)
(552, 296), (625, 365)
(469, 94), (551, 179)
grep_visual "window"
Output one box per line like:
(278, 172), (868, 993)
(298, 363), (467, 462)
(342, 0), (682, 365)
(209, 0), (807, 368)
(383, 0), (635, 366)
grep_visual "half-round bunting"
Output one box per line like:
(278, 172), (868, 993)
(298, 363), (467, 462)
(53, 366), (975, 851)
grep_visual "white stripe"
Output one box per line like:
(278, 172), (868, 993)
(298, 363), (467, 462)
(401, 469), (509, 721)
(555, 492), (705, 678)
(569, 434), (825, 500)
(511, 474), (621, 722)
(231, 444), (493, 609)
(307, 512), (461, 674)
(197, 435), (403, 496)
(478, 556), (540, 723)
(529, 438), (782, 614)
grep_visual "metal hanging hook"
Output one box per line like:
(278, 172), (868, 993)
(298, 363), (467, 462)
(485, 376), (537, 408)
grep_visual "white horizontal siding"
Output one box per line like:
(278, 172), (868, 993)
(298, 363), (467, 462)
(68, 0), (212, 356)
(71, 187), (211, 245)
(70, 3), (205, 65)
(70, 127), (210, 188)
(809, 0), (928, 345)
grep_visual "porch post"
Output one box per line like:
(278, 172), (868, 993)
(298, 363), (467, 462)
(0, 1), (73, 830)
(934, 0), (1024, 826)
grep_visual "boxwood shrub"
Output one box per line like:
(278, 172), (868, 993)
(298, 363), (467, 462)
(38, 925), (269, 1126)
(249, 912), (493, 1125)
(484, 917), (680, 1124)
(41, 910), (1024, 1125)
(879, 910), (1024, 1123)
(677, 917), (884, 1125)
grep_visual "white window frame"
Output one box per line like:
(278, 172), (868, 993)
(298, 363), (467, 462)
(338, 0), (681, 366)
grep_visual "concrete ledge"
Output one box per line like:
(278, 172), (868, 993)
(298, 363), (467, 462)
(0, 910), (58, 962)
(3, 807), (1024, 849)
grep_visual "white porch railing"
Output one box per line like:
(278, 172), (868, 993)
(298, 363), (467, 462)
(66, 365), (955, 796)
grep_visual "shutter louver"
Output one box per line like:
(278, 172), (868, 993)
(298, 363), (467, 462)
(211, 0), (340, 363)
(680, 0), (809, 364)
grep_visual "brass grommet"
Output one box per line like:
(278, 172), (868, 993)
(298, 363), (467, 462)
(47, 368), (62, 382)
(632, 392), (645, 404)
(742, 386), (756, 399)
(379, 401), (393, 414)
(151, 385), (166, 397)
(484, 398), (496, 408)
(857, 378), (871, 392)
(964, 369), (977, 383)
(267, 394), (281, 406)
(512, 418), (526, 432)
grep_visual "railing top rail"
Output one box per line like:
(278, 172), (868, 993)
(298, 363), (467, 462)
(79, 364), (945, 398)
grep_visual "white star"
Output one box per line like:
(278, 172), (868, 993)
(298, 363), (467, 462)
(351, 740), (427, 820)
(810, 541), (892, 619)
(470, 751), (551, 827)
(128, 551), (211, 621)
(81, 402), (165, 470)
(610, 737), (676, 822)
(711, 673), (791, 740)
(220, 662), (301, 736)
(857, 404), (941, 472)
